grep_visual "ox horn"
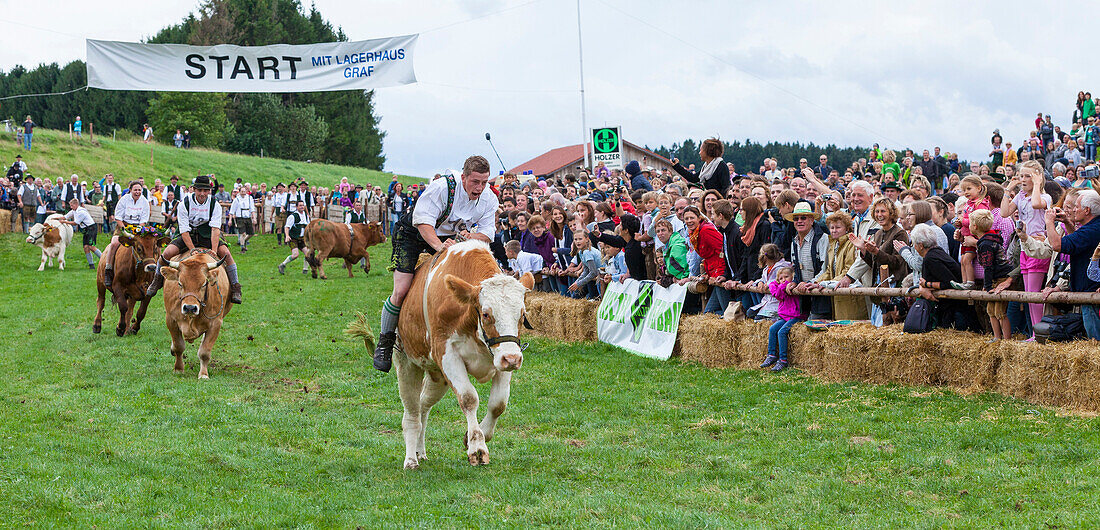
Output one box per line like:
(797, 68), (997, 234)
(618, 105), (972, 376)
(207, 256), (228, 271)
(168, 260), (181, 268)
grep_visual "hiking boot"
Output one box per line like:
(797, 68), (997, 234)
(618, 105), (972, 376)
(229, 283), (242, 304)
(771, 360), (788, 372)
(373, 332), (396, 372)
(104, 267), (114, 288)
(278, 263), (286, 275)
(760, 355), (779, 368)
(145, 273), (163, 298)
(87, 263), (94, 269)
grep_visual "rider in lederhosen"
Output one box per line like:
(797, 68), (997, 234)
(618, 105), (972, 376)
(146, 175), (243, 304)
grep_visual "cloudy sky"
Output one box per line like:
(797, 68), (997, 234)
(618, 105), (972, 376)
(0, 0), (1088, 176)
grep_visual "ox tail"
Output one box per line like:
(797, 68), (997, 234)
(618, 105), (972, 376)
(343, 312), (376, 351)
(303, 227), (319, 267)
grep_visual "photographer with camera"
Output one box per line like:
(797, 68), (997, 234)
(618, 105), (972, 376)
(1045, 189), (1100, 339)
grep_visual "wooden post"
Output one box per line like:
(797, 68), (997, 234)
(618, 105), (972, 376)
(725, 283), (1100, 306)
(89, 123), (93, 141)
(69, 123), (72, 140)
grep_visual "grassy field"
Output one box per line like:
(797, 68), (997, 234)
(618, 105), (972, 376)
(4, 128), (419, 190)
(2, 232), (1100, 528)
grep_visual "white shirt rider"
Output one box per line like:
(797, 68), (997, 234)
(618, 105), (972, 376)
(411, 173), (498, 240)
(178, 194), (223, 234)
(114, 193), (151, 224)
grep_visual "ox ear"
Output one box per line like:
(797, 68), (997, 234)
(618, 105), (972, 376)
(160, 266), (179, 282)
(119, 234), (134, 247)
(444, 274), (481, 305)
(519, 272), (535, 291)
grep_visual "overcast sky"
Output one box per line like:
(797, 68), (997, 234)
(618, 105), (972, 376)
(0, 0), (1088, 176)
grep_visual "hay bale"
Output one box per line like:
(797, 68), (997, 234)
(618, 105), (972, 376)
(525, 292), (598, 342)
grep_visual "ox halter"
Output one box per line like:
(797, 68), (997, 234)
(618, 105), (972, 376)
(479, 315), (534, 352)
(172, 249), (225, 320)
(26, 226), (55, 244)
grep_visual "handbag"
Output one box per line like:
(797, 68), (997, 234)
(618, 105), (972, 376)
(1033, 313), (1086, 343)
(903, 298), (934, 334)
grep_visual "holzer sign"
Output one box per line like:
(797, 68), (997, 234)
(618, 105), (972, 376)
(86, 36), (417, 93)
(591, 127), (623, 169)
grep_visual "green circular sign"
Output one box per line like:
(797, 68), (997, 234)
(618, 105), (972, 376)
(593, 128), (619, 153)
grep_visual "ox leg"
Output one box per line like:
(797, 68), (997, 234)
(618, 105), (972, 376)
(128, 296), (151, 335)
(479, 370), (513, 443)
(168, 318), (185, 373)
(57, 247), (65, 270)
(395, 349), (425, 470)
(316, 249), (330, 280)
(440, 343), (489, 466)
(116, 294), (131, 337)
(196, 324), (221, 379)
(38, 250), (47, 271)
(344, 258), (354, 278)
(93, 283), (106, 334)
(416, 375), (449, 463)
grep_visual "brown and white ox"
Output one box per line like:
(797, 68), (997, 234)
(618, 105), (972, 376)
(393, 239), (534, 469)
(160, 249), (232, 379)
(94, 229), (169, 336)
(303, 218), (386, 279)
(25, 214), (74, 271)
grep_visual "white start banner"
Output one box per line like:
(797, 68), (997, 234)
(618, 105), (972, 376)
(596, 279), (686, 361)
(86, 36), (417, 92)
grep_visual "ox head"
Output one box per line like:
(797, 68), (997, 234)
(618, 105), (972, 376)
(25, 223), (56, 245)
(161, 252), (227, 317)
(119, 229), (171, 274)
(365, 221), (386, 245)
(445, 272), (535, 372)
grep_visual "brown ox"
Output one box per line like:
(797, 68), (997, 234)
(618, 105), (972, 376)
(392, 239), (534, 469)
(25, 214), (74, 271)
(303, 219), (386, 279)
(160, 249), (232, 379)
(94, 229), (169, 336)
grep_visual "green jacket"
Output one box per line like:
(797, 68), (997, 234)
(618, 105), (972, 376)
(1085, 98), (1096, 119)
(664, 231), (690, 279)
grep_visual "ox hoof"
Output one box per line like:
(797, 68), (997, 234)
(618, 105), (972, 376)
(403, 457), (420, 470)
(92, 324), (101, 334)
(198, 373), (209, 380)
(467, 449), (489, 466)
(115, 327), (125, 337)
(174, 368), (185, 375)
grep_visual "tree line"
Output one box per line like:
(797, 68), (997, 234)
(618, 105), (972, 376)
(650, 139), (870, 174)
(0, 0), (385, 170)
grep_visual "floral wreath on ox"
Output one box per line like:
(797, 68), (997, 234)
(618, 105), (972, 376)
(118, 224), (167, 243)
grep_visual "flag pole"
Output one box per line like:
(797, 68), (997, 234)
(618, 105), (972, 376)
(576, 0), (590, 171)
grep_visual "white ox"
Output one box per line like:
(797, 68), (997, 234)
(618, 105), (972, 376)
(390, 240), (534, 469)
(25, 214), (74, 271)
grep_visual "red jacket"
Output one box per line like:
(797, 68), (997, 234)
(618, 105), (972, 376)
(691, 221), (726, 278)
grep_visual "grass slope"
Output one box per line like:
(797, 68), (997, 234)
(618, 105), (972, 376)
(2, 233), (1100, 527)
(6, 128), (418, 190)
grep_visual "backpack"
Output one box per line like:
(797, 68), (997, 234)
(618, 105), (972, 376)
(1034, 313), (1086, 343)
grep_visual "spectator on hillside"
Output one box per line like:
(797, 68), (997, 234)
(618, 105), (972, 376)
(22, 115), (35, 151)
(73, 116), (82, 138)
(183, 130), (191, 148)
(174, 129), (183, 148)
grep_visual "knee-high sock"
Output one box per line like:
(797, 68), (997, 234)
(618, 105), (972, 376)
(1024, 271), (1046, 330)
(92, 247), (102, 257)
(281, 253), (297, 266)
(225, 263), (239, 285)
(85, 251), (94, 265)
(381, 298), (401, 335)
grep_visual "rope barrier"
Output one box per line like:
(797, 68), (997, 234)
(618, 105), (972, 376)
(0, 85), (87, 101)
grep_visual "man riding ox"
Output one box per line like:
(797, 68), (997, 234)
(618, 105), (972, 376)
(160, 249), (233, 379)
(94, 224), (169, 336)
(25, 213), (73, 271)
(146, 175), (243, 304)
(376, 239), (535, 469)
(303, 217), (386, 279)
(372, 155), (499, 372)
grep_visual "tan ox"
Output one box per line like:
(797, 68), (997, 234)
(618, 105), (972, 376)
(304, 219), (386, 279)
(25, 214), (74, 271)
(392, 240), (534, 469)
(94, 229), (168, 336)
(160, 249), (233, 379)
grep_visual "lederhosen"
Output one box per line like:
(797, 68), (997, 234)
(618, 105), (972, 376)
(75, 209), (99, 246)
(172, 196), (226, 250)
(389, 175), (457, 274)
(104, 184), (121, 228)
(287, 211), (309, 250)
(234, 198), (255, 235)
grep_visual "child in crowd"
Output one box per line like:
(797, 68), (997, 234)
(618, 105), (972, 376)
(961, 209), (1013, 341)
(748, 243), (790, 320)
(567, 228), (602, 299)
(761, 266), (800, 372)
(505, 240), (544, 279)
(954, 176), (991, 289)
(812, 211), (867, 320)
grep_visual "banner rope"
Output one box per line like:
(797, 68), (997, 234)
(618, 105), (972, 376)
(0, 85), (87, 101)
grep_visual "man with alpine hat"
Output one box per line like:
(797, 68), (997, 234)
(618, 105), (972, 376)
(372, 155), (498, 372)
(146, 175), (243, 304)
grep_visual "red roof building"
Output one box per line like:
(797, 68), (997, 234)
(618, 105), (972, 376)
(508, 141), (674, 180)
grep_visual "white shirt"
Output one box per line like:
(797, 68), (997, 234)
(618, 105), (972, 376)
(285, 210), (310, 230)
(65, 207), (94, 228)
(411, 175), (498, 239)
(103, 182), (122, 201)
(272, 192), (288, 209)
(509, 251), (544, 275)
(178, 195), (223, 233)
(229, 195), (255, 218)
(114, 193), (151, 224)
